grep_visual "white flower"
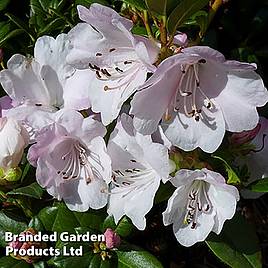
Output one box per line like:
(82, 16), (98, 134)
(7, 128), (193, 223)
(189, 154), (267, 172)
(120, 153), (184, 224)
(0, 34), (92, 135)
(0, 117), (29, 171)
(163, 168), (239, 247)
(130, 46), (268, 153)
(107, 114), (170, 230)
(27, 110), (111, 211)
(67, 4), (159, 125)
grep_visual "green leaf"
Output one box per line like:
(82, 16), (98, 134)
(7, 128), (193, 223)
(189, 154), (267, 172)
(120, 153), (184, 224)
(206, 213), (262, 268)
(247, 177), (268, 192)
(28, 216), (44, 231)
(37, 18), (63, 36)
(167, 0), (209, 34)
(212, 155), (241, 184)
(0, 29), (25, 47)
(145, 0), (167, 15)
(0, 211), (27, 247)
(38, 202), (106, 233)
(7, 182), (44, 199)
(48, 241), (94, 268)
(123, 0), (147, 10)
(33, 261), (46, 268)
(117, 248), (163, 268)
(0, 257), (31, 268)
(0, 0), (10, 11)
(102, 216), (134, 237)
(154, 182), (175, 204)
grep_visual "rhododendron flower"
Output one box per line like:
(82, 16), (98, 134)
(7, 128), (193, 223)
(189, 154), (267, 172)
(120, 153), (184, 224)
(131, 46), (268, 153)
(0, 34), (92, 127)
(163, 168), (239, 247)
(0, 117), (29, 171)
(67, 4), (159, 125)
(27, 110), (111, 211)
(107, 114), (170, 230)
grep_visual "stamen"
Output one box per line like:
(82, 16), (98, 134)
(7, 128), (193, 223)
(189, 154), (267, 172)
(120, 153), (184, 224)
(184, 181), (212, 229)
(198, 59), (206, 64)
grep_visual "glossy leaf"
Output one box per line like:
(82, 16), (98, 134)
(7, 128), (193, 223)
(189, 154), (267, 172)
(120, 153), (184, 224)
(167, 0), (209, 34)
(102, 216), (134, 237)
(247, 177), (268, 192)
(38, 202), (106, 233)
(117, 248), (164, 268)
(145, 0), (167, 15)
(0, 257), (31, 268)
(0, 29), (25, 47)
(0, 0), (10, 11)
(0, 211), (27, 247)
(7, 182), (44, 199)
(206, 213), (262, 268)
(212, 156), (241, 184)
(123, 0), (147, 10)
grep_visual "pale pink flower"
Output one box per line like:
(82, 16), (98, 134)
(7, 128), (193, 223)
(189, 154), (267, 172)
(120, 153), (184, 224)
(107, 114), (170, 230)
(0, 117), (29, 171)
(163, 168), (239, 247)
(27, 110), (111, 211)
(67, 4), (159, 125)
(131, 46), (268, 153)
(0, 34), (92, 134)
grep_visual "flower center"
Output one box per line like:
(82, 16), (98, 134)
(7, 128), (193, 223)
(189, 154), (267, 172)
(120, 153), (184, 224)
(57, 140), (94, 184)
(88, 48), (140, 91)
(184, 180), (212, 229)
(110, 167), (154, 197)
(166, 59), (214, 122)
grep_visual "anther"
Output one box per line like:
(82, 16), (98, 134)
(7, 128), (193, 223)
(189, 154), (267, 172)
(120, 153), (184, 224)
(96, 53), (102, 56)
(109, 48), (116, 52)
(96, 71), (101, 79)
(198, 59), (206, 64)
(115, 67), (123, 73)
(124, 61), (132, 65)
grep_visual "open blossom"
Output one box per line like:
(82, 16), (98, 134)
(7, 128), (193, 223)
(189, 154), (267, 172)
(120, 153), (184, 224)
(27, 110), (111, 211)
(0, 34), (92, 131)
(67, 4), (159, 125)
(107, 114), (170, 230)
(0, 117), (29, 171)
(163, 168), (239, 247)
(131, 46), (268, 153)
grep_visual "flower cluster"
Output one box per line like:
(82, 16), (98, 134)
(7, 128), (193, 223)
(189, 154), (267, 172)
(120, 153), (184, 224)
(0, 3), (267, 247)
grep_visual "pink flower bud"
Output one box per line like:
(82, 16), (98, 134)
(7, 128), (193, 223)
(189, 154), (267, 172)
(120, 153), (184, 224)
(173, 32), (188, 47)
(0, 48), (3, 61)
(104, 228), (121, 249)
(230, 124), (261, 145)
(9, 240), (23, 250)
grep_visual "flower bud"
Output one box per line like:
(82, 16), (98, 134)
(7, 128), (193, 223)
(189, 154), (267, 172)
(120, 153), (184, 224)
(0, 48), (3, 62)
(104, 228), (121, 249)
(230, 124), (261, 146)
(8, 228), (46, 263)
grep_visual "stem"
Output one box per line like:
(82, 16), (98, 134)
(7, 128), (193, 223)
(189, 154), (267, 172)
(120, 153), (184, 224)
(143, 10), (154, 40)
(208, 0), (223, 24)
(159, 16), (168, 47)
(191, 0), (223, 46)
